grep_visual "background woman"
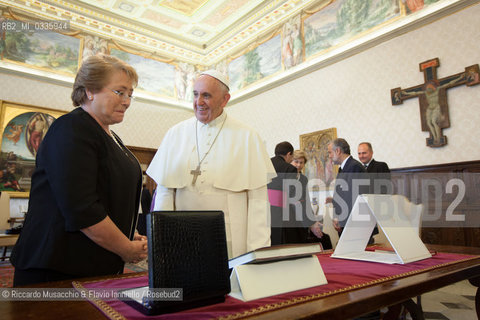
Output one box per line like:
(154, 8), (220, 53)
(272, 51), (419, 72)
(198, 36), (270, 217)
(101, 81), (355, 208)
(291, 150), (332, 249)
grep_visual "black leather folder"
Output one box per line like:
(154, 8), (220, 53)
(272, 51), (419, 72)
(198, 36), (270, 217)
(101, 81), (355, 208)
(120, 211), (230, 315)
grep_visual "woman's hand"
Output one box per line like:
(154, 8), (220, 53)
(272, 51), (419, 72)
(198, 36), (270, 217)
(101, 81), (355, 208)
(122, 239), (148, 264)
(81, 216), (148, 264)
(133, 232), (147, 241)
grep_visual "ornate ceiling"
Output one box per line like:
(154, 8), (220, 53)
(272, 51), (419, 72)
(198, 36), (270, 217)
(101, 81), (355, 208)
(0, 0), (327, 65)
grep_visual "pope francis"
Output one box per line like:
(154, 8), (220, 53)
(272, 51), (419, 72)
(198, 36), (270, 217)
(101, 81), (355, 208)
(146, 70), (275, 258)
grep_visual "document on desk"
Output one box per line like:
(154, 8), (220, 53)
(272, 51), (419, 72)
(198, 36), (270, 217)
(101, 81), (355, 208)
(119, 286), (148, 303)
(331, 194), (431, 264)
(334, 250), (402, 264)
(229, 255), (327, 301)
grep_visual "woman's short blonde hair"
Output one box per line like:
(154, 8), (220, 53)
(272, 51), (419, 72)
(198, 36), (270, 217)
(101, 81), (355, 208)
(71, 54), (138, 107)
(292, 150), (307, 163)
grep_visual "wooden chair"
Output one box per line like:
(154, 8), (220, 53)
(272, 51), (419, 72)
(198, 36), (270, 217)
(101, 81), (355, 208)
(469, 277), (480, 319)
(0, 192), (18, 260)
(321, 204), (339, 249)
(0, 192), (11, 231)
(373, 197), (424, 247)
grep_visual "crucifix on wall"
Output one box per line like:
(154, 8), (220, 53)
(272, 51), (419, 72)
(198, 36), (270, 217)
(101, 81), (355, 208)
(391, 58), (480, 148)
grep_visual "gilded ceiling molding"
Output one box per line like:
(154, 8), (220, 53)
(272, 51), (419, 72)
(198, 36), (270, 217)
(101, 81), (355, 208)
(42, 0), (197, 52)
(303, 0), (333, 15)
(0, 0), (476, 110)
(0, 0), (204, 64)
(204, 0), (318, 65)
(0, 0), (321, 66)
(5, 6), (19, 19)
(399, 1), (408, 15)
(5, 6), (80, 36)
(206, 0), (288, 51)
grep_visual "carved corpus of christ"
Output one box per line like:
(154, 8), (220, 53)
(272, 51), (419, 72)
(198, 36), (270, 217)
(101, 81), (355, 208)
(391, 58), (480, 148)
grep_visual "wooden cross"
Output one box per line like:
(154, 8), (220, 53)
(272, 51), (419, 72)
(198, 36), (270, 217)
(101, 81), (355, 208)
(190, 165), (201, 186)
(391, 58), (480, 147)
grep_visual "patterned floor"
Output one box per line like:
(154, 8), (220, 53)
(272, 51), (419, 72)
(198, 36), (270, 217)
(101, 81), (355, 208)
(125, 260), (148, 272)
(420, 280), (477, 320)
(0, 260), (14, 287)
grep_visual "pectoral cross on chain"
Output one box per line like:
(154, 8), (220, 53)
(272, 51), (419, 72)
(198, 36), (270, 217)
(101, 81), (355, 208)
(190, 165), (201, 186)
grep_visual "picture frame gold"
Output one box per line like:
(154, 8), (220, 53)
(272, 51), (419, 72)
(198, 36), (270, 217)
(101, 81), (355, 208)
(0, 100), (67, 198)
(299, 127), (337, 190)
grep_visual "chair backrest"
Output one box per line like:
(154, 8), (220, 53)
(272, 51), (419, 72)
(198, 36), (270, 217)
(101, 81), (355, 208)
(322, 204), (339, 249)
(0, 192), (11, 230)
(406, 200), (424, 233)
(373, 197), (423, 247)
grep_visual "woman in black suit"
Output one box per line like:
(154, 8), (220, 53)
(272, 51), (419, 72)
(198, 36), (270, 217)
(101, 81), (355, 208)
(11, 54), (147, 286)
(290, 150), (332, 249)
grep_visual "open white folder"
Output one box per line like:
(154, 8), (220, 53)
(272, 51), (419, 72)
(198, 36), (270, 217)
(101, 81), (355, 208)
(229, 256), (327, 301)
(331, 194), (431, 264)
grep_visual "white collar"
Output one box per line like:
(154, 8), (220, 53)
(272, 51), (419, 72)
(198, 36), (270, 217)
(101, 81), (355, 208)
(340, 155), (351, 169)
(198, 111), (227, 129)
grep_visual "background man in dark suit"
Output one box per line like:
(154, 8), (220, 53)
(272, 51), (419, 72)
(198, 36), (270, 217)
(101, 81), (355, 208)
(270, 141), (297, 176)
(268, 142), (324, 246)
(268, 141), (298, 245)
(358, 142), (392, 194)
(358, 142), (390, 173)
(326, 138), (369, 234)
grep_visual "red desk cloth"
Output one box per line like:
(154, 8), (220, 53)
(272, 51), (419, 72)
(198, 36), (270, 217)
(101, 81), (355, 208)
(72, 252), (478, 320)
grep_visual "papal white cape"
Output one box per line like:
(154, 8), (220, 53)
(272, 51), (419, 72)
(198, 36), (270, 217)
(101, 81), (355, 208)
(147, 113), (276, 258)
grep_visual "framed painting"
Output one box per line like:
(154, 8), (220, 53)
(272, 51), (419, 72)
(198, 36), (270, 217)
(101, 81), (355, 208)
(300, 127), (337, 213)
(300, 127), (337, 189)
(0, 101), (67, 198)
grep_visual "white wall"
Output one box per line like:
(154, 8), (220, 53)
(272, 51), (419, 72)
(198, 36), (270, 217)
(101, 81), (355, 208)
(1, 3), (479, 169)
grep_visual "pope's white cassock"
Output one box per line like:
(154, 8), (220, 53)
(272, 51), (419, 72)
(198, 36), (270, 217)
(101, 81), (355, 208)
(146, 111), (276, 258)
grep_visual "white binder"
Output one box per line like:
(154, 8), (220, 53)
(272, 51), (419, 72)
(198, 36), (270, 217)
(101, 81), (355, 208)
(229, 255), (327, 301)
(331, 194), (431, 264)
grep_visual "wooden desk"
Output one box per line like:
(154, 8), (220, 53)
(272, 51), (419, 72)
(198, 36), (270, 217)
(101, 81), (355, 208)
(0, 245), (479, 320)
(0, 234), (18, 261)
